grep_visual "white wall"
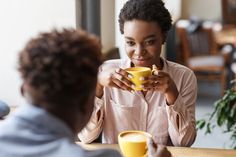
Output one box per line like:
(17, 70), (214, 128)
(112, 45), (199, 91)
(0, 0), (76, 106)
(182, 0), (221, 21)
(164, 0), (182, 22)
(101, 0), (115, 53)
(115, 0), (128, 59)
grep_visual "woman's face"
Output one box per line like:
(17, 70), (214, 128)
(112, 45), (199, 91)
(123, 20), (165, 68)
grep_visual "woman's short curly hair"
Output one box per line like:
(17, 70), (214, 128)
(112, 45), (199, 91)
(18, 28), (102, 109)
(119, 0), (172, 34)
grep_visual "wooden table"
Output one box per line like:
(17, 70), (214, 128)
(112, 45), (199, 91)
(78, 143), (236, 157)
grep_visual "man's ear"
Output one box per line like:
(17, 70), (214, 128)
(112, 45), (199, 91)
(20, 81), (36, 104)
(20, 82), (25, 97)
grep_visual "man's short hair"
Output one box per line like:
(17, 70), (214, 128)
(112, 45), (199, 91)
(18, 29), (102, 111)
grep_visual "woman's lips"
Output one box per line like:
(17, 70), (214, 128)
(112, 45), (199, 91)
(132, 58), (150, 65)
(133, 58), (148, 61)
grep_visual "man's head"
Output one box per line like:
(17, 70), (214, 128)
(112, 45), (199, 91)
(18, 29), (102, 131)
(118, 0), (172, 35)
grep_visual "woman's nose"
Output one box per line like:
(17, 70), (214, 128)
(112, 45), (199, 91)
(134, 44), (145, 55)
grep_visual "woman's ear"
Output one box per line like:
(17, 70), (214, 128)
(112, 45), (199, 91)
(162, 32), (167, 44)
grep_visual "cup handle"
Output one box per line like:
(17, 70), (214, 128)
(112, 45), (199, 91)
(142, 145), (148, 157)
(151, 69), (156, 75)
(151, 64), (159, 75)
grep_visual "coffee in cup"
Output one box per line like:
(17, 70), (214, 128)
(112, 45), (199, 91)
(118, 130), (152, 157)
(125, 67), (151, 91)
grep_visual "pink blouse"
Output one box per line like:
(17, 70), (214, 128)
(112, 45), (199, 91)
(78, 58), (197, 146)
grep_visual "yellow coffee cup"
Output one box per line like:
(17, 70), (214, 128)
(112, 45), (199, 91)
(118, 130), (152, 157)
(125, 67), (151, 90)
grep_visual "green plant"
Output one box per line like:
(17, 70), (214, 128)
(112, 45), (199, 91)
(196, 81), (236, 149)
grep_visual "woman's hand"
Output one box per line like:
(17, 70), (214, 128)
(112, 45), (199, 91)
(96, 68), (134, 98)
(142, 70), (179, 105)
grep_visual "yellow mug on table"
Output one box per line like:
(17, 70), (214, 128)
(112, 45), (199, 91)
(125, 67), (152, 91)
(118, 130), (152, 157)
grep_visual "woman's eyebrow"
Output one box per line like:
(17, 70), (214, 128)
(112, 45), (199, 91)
(125, 34), (157, 40)
(144, 34), (157, 40)
(124, 36), (134, 40)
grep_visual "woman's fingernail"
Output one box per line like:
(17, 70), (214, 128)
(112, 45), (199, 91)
(128, 74), (133, 78)
(131, 85), (136, 89)
(115, 69), (120, 73)
(143, 88), (148, 91)
(139, 77), (144, 81)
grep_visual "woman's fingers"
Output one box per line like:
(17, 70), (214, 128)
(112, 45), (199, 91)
(98, 68), (134, 90)
(112, 78), (133, 91)
(142, 72), (169, 91)
(111, 68), (134, 91)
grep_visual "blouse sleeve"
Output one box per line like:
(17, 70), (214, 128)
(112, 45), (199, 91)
(165, 70), (197, 146)
(78, 97), (104, 143)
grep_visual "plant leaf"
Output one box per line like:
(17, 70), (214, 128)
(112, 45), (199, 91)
(196, 119), (206, 129)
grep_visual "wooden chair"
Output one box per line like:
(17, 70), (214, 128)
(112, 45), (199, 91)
(221, 0), (236, 25)
(176, 20), (227, 96)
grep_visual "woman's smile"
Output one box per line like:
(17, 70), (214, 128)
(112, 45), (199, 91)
(132, 57), (152, 67)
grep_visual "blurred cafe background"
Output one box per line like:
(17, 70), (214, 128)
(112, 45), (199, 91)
(0, 0), (236, 149)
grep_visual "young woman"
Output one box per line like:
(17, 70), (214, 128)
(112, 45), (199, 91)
(79, 0), (197, 147)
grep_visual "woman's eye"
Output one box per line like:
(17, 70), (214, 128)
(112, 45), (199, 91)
(145, 40), (155, 45)
(126, 41), (135, 46)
